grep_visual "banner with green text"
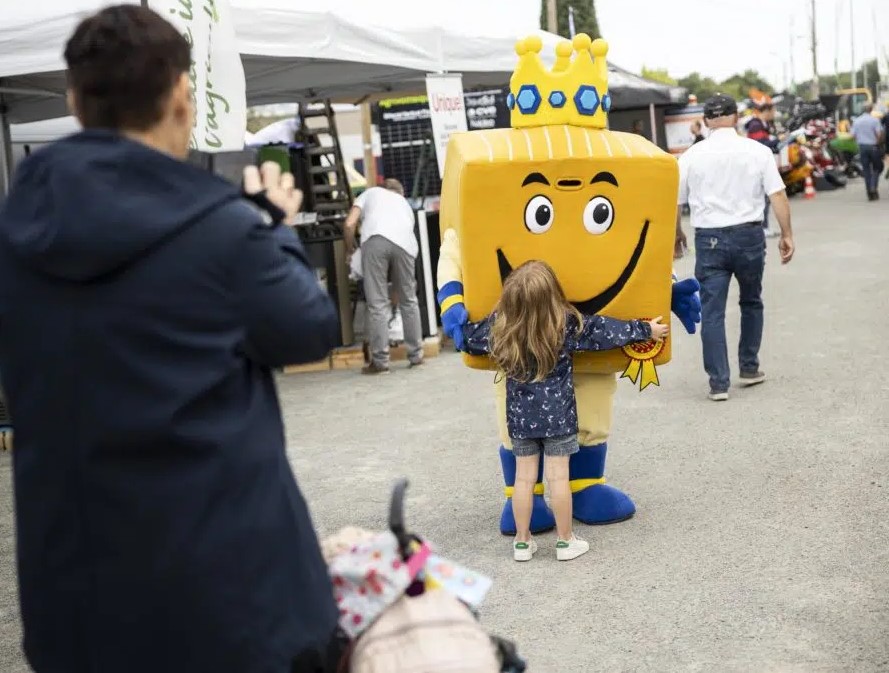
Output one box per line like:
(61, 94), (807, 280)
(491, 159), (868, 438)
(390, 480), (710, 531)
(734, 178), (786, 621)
(150, 0), (246, 152)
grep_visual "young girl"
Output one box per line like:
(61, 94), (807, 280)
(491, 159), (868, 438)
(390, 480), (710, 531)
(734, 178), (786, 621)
(461, 261), (668, 561)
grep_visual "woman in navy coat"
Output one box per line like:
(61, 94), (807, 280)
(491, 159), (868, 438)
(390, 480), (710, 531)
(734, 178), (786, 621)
(0, 6), (339, 672)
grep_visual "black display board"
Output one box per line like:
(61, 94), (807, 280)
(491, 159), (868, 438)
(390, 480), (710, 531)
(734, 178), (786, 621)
(373, 88), (510, 199)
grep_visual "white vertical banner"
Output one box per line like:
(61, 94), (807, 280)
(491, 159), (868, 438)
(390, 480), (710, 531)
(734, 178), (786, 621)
(151, 0), (247, 152)
(425, 74), (468, 178)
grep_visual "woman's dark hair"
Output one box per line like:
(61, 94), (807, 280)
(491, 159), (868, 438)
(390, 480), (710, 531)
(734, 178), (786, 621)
(64, 5), (191, 131)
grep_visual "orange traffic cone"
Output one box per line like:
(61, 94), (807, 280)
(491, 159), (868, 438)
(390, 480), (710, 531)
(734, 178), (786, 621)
(804, 175), (816, 199)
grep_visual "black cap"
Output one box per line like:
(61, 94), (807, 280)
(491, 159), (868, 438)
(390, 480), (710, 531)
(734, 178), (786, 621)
(703, 93), (738, 119)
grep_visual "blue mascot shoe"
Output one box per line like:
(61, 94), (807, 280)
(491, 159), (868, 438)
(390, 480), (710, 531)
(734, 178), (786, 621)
(570, 443), (635, 524)
(499, 446), (555, 536)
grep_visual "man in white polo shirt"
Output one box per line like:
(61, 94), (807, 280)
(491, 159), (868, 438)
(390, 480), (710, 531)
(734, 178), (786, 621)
(344, 178), (423, 374)
(675, 93), (795, 401)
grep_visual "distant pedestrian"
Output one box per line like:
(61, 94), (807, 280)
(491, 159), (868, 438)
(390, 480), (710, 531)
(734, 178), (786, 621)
(690, 120), (705, 144)
(881, 108), (889, 180)
(460, 261), (667, 562)
(675, 93), (795, 402)
(344, 179), (424, 374)
(851, 103), (885, 201)
(631, 119), (648, 139)
(745, 100), (780, 238)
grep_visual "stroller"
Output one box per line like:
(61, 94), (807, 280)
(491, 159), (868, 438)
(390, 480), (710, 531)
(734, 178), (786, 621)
(321, 479), (526, 673)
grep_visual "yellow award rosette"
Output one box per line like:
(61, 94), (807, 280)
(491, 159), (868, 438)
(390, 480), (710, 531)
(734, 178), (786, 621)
(620, 334), (664, 391)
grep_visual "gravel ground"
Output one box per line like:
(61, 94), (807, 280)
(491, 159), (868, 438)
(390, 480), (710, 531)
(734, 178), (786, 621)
(2, 185), (888, 672)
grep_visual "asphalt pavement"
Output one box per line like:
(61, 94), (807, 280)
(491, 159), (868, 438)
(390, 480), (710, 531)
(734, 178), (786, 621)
(1, 183), (888, 672)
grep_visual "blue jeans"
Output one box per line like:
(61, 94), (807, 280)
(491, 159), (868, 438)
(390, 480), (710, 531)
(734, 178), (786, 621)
(694, 224), (766, 393)
(860, 144), (883, 193)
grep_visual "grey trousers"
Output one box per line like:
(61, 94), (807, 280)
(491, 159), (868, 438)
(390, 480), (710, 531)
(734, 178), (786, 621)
(361, 235), (423, 367)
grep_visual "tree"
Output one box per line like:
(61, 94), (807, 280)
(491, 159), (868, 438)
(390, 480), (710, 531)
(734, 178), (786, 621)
(641, 67), (677, 86)
(540, 0), (600, 39)
(677, 72), (720, 101)
(798, 59), (881, 98)
(718, 69), (775, 101)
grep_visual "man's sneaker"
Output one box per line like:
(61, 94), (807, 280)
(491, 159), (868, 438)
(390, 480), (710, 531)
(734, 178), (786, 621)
(739, 371), (765, 387)
(708, 391), (729, 401)
(361, 363), (390, 375)
(513, 538), (538, 562)
(408, 358), (424, 369)
(555, 535), (590, 561)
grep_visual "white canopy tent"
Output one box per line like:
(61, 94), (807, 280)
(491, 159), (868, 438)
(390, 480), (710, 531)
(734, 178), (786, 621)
(0, 1), (552, 192)
(0, 1), (545, 125)
(0, 1), (672, 190)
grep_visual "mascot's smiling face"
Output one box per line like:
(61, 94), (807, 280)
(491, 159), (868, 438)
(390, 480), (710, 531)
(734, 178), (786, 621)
(439, 124), (678, 374)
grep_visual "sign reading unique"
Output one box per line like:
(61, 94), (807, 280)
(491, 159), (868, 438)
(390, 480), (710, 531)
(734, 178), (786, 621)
(425, 74), (468, 178)
(151, 0), (247, 152)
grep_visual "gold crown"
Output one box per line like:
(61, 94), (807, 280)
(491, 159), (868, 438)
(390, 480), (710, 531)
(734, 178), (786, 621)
(507, 34), (611, 129)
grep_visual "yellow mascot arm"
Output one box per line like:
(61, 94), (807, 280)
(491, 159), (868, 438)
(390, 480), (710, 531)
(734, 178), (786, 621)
(436, 228), (464, 315)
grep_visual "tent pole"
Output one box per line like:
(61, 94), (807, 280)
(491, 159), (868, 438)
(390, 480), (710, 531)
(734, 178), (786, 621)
(361, 103), (377, 185)
(0, 100), (12, 198)
(648, 102), (658, 146)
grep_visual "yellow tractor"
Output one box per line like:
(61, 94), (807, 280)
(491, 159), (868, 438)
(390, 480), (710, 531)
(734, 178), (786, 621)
(834, 88), (874, 132)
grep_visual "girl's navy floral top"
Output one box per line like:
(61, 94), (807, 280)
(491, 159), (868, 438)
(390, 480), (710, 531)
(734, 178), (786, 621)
(462, 314), (652, 440)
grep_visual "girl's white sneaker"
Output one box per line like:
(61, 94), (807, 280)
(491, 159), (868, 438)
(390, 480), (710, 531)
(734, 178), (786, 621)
(513, 538), (538, 562)
(556, 534), (590, 561)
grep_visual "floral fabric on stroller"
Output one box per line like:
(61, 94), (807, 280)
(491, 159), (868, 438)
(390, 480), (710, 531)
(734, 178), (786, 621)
(321, 479), (526, 673)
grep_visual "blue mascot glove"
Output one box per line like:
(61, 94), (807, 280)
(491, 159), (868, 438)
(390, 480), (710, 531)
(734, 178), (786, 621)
(671, 277), (702, 334)
(437, 281), (469, 350)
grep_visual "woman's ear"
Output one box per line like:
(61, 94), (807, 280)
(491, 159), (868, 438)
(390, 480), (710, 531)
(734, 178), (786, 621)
(66, 90), (80, 122)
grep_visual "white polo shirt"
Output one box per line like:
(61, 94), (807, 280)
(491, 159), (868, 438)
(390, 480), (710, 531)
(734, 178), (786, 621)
(678, 127), (786, 229)
(354, 187), (418, 257)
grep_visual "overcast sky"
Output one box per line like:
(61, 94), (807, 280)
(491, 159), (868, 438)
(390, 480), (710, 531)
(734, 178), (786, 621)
(592, 0), (886, 87)
(363, 0), (886, 89)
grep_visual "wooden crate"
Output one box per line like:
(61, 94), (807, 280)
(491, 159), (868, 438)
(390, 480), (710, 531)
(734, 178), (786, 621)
(286, 335), (444, 374)
(283, 356), (331, 374)
(331, 345), (367, 370)
(387, 335), (442, 361)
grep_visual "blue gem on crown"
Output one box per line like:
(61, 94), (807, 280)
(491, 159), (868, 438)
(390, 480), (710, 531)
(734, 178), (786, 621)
(516, 84), (542, 114)
(548, 91), (567, 108)
(602, 93), (612, 113)
(574, 85), (601, 116)
(506, 92), (515, 110)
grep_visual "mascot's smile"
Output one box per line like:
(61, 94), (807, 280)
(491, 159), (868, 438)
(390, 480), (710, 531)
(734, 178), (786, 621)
(496, 220), (650, 315)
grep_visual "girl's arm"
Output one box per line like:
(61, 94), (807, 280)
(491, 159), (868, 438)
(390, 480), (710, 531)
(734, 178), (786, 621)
(460, 315), (494, 355)
(571, 314), (652, 352)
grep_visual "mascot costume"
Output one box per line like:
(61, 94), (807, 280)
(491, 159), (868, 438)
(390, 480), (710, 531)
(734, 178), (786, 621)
(436, 34), (701, 534)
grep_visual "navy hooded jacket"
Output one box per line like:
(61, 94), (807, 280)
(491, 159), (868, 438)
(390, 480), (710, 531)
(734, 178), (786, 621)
(0, 131), (339, 673)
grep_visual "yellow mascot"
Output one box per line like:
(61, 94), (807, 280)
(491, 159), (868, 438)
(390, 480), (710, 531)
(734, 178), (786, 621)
(436, 34), (701, 533)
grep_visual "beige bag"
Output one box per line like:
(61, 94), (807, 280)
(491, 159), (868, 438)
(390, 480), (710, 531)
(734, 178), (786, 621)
(349, 589), (500, 673)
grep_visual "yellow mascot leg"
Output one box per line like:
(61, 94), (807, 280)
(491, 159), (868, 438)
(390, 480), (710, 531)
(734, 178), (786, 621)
(571, 372), (635, 524)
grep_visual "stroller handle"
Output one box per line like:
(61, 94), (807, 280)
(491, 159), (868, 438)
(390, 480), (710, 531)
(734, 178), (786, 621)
(389, 478), (413, 558)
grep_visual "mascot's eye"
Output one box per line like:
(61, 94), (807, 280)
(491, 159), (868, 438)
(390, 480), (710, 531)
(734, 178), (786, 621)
(582, 196), (614, 235)
(523, 195), (554, 234)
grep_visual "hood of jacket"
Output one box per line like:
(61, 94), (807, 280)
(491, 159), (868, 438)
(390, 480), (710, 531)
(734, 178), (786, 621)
(0, 130), (241, 281)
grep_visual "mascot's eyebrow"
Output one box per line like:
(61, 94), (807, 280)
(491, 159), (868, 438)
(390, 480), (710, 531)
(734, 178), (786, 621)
(522, 172), (550, 187)
(591, 171), (619, 187)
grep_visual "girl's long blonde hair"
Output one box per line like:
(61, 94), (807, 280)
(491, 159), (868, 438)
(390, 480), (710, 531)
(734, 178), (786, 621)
(490, 260), (581, 383)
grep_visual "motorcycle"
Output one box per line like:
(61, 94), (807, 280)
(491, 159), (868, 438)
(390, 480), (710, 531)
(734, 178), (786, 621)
(828, 133), (862, 178)
(783, 101), (861, 181)
(776, 129), (814, 195)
